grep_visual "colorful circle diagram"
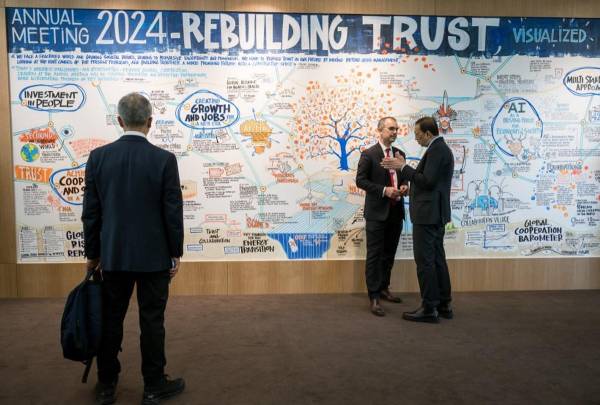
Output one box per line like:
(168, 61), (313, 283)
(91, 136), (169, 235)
(491, 97), (543, 162)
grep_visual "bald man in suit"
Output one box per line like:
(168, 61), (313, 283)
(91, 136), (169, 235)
(356, 117), (408, 316)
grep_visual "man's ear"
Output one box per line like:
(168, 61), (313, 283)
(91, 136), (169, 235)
(117, 116), (125, 129)
(147, 116), (153, 129)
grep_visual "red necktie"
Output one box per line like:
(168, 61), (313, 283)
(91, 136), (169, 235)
(385, 148), (396, 188)
(386, 148), (397, 206)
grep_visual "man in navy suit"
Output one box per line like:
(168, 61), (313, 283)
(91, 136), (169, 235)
(382, 116), (454, 323)
(82, 93), (185, 404)
(356, 117), (408, 316)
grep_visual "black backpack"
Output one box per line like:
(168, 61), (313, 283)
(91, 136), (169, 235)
(60, 269), (103, 383)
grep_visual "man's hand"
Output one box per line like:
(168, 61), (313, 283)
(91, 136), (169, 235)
(86, 258), (101, 279)
(170, 257), (181, 278)
(399, 184), (409, 196)
(86, 258), (100, 271)
(384, 186), (401, 200)
(381, 153), (406, 170)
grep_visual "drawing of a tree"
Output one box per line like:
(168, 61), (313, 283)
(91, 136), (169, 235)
(292, 68), (395, 171)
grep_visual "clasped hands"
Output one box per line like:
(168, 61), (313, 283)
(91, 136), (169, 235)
(382, 152), (408, 200)
(384, 184), (408, 199)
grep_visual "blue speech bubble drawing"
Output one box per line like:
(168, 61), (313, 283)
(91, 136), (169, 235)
(19, 83), (86, 112)
(491, 97), (543, 160)
(563, 67), (600, 97)
(176, 90), (240, 130)
(49, 163), (86, 206)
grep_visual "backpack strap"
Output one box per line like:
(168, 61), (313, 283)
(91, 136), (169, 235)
(86, 268), (102, 283)
(82, 357), (94, 383)
(81, 268), (101, 384)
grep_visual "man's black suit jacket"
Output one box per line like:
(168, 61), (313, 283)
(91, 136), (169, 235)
(401, 136), (454, 225)
(356, 143), (406, 222)
(82, 134), (184, 272)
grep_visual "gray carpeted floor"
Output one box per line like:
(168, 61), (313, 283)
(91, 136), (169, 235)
(1, 291), (599, 404)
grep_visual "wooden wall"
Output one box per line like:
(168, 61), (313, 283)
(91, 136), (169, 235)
(1, 0), (599, 297)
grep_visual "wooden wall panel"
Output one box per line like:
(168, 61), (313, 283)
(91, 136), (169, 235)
(8, 250), (600, 298)
(224, 0), (434, 14)
(1, 0), (599, 297)
(449, 258), (600, 291)
(4, 0), (225, 11)
(228, 261), (282, 294)
(225, 261), (367, 294)
(0, 7), (16, 265)
(17, 264), (83, 297)
(0, 263), (17, 297)
(434, 0), (597, 17)
(224, 0), (310, 13)
(300, 260), (358, 294)
(321, 0), (433, 15)
(389, 260), (420, 293)
(170, 262), (228, 295)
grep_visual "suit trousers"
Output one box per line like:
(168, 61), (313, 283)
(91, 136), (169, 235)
(365, 206), (403, 299)
(412, 224), (452, 309)
(97, 270), (170, 386)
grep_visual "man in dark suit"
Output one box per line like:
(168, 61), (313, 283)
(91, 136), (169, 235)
(356, 117), (408, 316)
(82, 92), (185, 404)
(382, 116), (454, 323)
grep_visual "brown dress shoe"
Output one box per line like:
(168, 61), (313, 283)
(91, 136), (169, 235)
(380, 289), (403, 303)
(370, 298), (385, 316)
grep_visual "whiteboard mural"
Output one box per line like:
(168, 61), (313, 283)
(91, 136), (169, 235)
(6, 8), (600, 261)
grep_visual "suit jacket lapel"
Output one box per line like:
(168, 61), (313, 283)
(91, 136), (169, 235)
(416, 151), (427, 172)
(375, 143), (385, 160)
(416, 137), (442, 171)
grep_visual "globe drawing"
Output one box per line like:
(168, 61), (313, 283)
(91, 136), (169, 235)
(20, 143), (40, 162)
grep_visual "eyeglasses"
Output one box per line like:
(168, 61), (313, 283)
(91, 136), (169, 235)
(385, 127), (399, 131)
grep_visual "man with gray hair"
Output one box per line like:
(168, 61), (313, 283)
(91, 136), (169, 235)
(82, 92), (185, 404)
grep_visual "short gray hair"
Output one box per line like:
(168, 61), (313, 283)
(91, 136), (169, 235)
(118, 93), (152, 127)
(377, 116), (397, 130)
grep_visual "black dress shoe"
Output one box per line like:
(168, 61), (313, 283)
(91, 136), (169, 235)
(438, 303), (454, 319)
(402, 306), (439, 323)
(370, 298), (385, 317)
(142, 375), (185, 405)
(380, 289), (403, 303)
(95, 380), (117, 405)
